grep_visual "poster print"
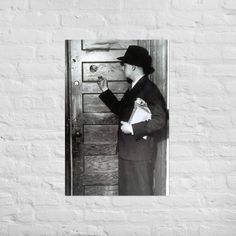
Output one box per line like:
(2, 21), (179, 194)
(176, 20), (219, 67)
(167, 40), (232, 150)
(65, 40), (169, 196)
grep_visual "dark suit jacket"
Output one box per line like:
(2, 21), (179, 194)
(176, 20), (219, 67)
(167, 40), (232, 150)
(99, 76), (168, 161)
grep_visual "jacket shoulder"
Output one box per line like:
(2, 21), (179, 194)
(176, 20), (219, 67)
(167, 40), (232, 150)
(142, 79), (162, 99)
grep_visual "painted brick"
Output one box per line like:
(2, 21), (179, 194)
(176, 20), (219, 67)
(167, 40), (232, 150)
(171, 0), (220, 10)
(112, 197), (156, 207)
(18, 63), (63, 78)
(0, 64), (18, 78)
(8, 225), (56, 236)
(84, 210), (127, 221)
(102, 225), (151, 236)
(0, 206), (17, 218)
(203, 64), (236, 77)
(223, 0), (236, 9)
(0, 97), (13, 110)
(13, 96), (56, 110)
(62, 13), (107, 27)
(31, 160), (64, 176)
(0, 12), (12, 28)
(200, 13), (226, 26)
(17, 190), (60, 206)
(30, 0), (72, 10)
(36, 209), (79, 222)
(0, 46), (35, 60)
(170, 175), (229, 193)
(224, 14), (236, 25)
(69, 197), (112, 208)
(107, 12), (156, 26)
(222, 45), (236, 59)
(3, 144), (30, 159)
(152, 225), (187, 236)
(171, 208), (220, 222)
(0, 0), (235, 235)
(52, 28), (96, 42)
(204, 193), (236, 207)
(195, 31), (236, 43)
(0, 0), (28, 10)
(227, 175), (236, 190)
(12, 12), (59, 27)
(77, 0), (121, 10)
(157, 193), (205, 208)
(158, 12), (202, 27)
(16, 206), (34, 223)
(127, 209), (171, 222)
(200, 224), (236, 236)
(209, 160), (236, 173)
(171, 44), (222, 60)
(36, 44), (64, 61)
(57, 224), (103, 236)
(0, 193), (14, 206)
(149, 29), (195, 42)
(224, 81), (236, 94)
(171, 160), (210, 174)
(125, 0), (168, 10)
(1, 29), (51, 44)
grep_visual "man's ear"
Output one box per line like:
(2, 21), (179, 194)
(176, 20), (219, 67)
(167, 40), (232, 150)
(132, 65), (136, 71)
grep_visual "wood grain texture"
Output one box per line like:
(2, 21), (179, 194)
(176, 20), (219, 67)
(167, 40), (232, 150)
(82, 81), (128, 93)
(82, 172), (118, 185)
(83, 113), (118, 125)
(83, 94), (123, 113)
(83, 144), (117, 155)
(85, 185), (118, 195)
(84, 155), (118, 172)
(82, 40), (137, 50)
(83, 125), (118, 144)
(83, 62), (125, 81)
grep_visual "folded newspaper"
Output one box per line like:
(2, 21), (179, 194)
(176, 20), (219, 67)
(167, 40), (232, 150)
(128, 98), (151, 139)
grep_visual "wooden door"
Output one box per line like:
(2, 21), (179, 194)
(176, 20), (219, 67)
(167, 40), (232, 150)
(69, 40), (137, 195)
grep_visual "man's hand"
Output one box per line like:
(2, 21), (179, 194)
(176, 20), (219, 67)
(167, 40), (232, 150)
(120, 121), (133, 135)
(97, 76), (108, 92)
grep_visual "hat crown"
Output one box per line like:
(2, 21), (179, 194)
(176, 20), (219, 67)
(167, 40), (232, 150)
(123, 45), (149, 66)
(117, 45), (155, 75)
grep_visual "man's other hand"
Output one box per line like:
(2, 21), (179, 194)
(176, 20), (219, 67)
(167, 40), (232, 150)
(120, 121), (133, 135)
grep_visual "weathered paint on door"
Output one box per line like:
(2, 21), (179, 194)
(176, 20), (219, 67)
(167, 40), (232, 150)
(70, 40), (137, 195)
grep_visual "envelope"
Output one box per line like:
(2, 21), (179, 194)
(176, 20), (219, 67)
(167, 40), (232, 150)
(128, 98), (151, 139)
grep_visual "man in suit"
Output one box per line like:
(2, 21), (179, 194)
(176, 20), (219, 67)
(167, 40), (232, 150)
(97, 45), (168, 195)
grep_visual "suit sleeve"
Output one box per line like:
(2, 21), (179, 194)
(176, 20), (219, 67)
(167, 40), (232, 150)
(99, 89), (121, 116)
(132, 87), (167, 140)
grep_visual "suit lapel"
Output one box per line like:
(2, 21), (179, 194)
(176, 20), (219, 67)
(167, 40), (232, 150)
(121, 76), (147, 105)
(128, 76), (147, 98)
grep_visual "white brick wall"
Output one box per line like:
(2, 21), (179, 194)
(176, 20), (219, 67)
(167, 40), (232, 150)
(0, 0), (235, 235)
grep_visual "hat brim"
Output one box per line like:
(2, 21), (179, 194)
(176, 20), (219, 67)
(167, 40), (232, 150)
(117, 56), (125, 61)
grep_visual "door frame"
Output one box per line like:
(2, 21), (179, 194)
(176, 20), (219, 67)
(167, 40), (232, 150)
(65, 40), (73, 195)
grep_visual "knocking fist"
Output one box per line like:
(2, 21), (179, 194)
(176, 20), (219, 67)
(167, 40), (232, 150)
(97, 76), (108, 92)
(120, 121), (133, 135)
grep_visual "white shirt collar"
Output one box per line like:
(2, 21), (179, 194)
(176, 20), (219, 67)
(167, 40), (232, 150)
(131, 75), (145, 88)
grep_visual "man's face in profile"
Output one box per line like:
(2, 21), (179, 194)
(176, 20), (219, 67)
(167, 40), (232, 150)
(120, 62), (134, 82)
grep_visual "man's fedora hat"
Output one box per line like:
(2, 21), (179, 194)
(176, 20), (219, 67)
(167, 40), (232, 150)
(117, 45), (155, 75)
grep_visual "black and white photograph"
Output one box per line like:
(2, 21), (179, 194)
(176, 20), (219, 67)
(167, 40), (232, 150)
(65, 40), (169, 196)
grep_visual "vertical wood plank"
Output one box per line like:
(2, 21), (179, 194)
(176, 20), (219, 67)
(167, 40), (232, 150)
(139, 40), (168, 195)
(150, 40), (168, 195)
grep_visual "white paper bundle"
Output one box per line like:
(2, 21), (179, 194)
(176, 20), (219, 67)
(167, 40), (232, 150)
(128, 98), (151, 139)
